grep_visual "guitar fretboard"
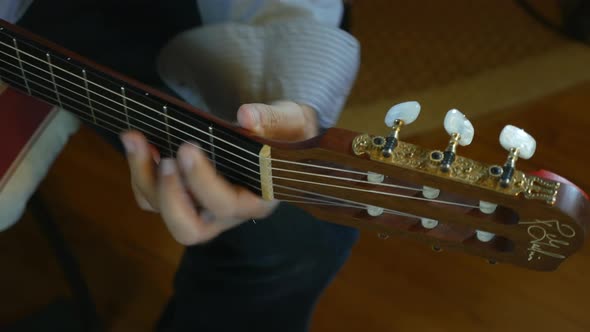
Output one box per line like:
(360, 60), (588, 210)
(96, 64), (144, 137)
(0, 20), (263, 195)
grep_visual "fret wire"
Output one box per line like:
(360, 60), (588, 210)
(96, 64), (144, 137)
(82, 69), (97, 123)
(0, 37), (262, 158)
(0, 30), (264, 171)
(0, 38), (264, 160)
(0, 73), (264, 192)
(121, 86), (131, 129)
(1, 56), (262, 188)
(0, 69), (262, 184)
(12, 38), (30, 94)
(209, 125), (216, 169)
(45, 53), (62, 108)
(162, 105), (174, 155)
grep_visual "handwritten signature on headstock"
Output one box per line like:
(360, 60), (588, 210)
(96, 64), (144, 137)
(520, 220), (576, 261)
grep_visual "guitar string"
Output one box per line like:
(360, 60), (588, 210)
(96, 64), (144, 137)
(274, 192), (424, 219)
(0, 54), (425, 192)
(0, 73), (482, 210)
(0, 48), (424, 195)
(0, 38), (490, 207)
(0, 73), (483, 211)
(0, 67), (429, 219)
(0, 37), (417, 180)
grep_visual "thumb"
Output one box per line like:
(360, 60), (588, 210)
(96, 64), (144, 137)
(236, 101), (318, 141)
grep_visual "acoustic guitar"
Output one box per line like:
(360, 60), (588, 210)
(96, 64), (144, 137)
(0, 19), (587, 271)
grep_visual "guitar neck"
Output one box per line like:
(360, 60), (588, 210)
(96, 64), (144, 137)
(0, 19), (265, 195)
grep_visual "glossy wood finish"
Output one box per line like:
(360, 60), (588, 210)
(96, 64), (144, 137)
(270, 121), (589, 271)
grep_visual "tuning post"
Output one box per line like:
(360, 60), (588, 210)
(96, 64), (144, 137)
(367, 205), (384, 216)
(479, 201), (497, 214)
(440, 109), (474, 172)
(367, 171), (384, 183)
(476, 230), (495, 242)
(422, 186), (440, 199)
(421, 217), (439, 229)
(382, 101), (421, 158)
(367, 172), (385, 217)
(498, 125), (536, 188)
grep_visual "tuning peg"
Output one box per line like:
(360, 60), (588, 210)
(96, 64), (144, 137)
(367, 171), (384, 183)
(498, 125), (536, 187)
(421, 217), (439, 229)
(381, 101), (421, 157)
(422, 186), (440, 199)
(367, 205), (384, 216)
(476, 230), (495, 242)
(479, 200), (497, 214)
(440, 109), (474, 172)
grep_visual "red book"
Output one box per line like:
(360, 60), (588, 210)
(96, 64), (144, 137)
(0, 84), (79, 230)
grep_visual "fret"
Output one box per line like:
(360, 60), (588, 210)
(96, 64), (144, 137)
(213, 128), (263, 195)
(123, 87), (173, 154)
(12, 39), (30, 94)
(166, 106), (214, 159)
(45, 53), (63, 108)
(0, 29), (26, 88)
(82, 69), (97, 123)
(0, 21), (264, 193)
(85, 71), (130, 134)
(209, 125), (216, 169)
(162, 105), (174, 156)
(121, 87), (131, 129)
(15, 39), (60, 104)
(49, 55), (95, 123)
(166, 109), (263, 194)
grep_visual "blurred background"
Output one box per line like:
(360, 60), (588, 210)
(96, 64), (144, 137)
(1, 0), (590, 331)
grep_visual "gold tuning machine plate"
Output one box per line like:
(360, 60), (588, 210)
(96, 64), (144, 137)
(352, 134), (559, 205)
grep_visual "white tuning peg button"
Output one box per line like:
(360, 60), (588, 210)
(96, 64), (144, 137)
(367, 171), (385, 183)
(476, 230), (495, 242)
(498, 125), (536, 187)
(421, 218), (439, 229)
(381, 101), (421, 158)
(384, 101), (421, 127)
(367, 205), (384, 216)
(479, 201), (497, 214)
(440, 108), (475, 172)
(444, 109), (474, 146)
(422, 186), (440, 199)
(499, 125), (536, 159)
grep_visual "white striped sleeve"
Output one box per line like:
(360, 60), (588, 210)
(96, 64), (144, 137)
(0, 0), (33, 23)
(158, 2), (360, 129)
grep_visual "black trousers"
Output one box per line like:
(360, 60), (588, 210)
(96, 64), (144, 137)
(18, 1), (359, 331)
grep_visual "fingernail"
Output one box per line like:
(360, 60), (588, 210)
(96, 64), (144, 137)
(249, 106), (262, 131)
(160, 159), (176, 176)
(178, 147), (195, 172)
(121, 135), (136, 154)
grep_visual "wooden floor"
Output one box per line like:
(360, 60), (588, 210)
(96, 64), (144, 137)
(1, 82), (589, 331)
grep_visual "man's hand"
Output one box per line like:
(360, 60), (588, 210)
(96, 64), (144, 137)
(120, 101), (318, 245)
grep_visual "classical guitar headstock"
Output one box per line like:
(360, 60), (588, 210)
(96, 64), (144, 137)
(267, 102), (590, 271)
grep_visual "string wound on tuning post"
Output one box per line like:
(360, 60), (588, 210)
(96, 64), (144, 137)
(382, 101), (421, 157)
(498, 125), (536, 188)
